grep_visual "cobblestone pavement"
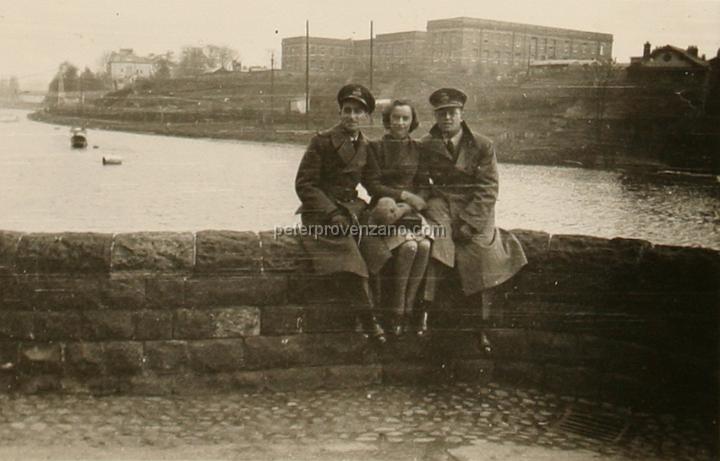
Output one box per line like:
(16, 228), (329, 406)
(0, 382), (716, 460)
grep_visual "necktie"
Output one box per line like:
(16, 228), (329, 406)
(352, 139), (359, 152)
(446, 140), (455, 156)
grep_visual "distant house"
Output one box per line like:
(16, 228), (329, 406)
(107, 49), (155, 89)
(628, 43), (710, 83)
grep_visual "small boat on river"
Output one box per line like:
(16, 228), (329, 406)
(70, 127), (87, 148)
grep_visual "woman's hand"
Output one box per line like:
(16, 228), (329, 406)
(329, 213), (351, 227)
(400, 191), (427, 211)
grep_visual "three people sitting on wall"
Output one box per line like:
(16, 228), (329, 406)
(294, 84), (527, 343)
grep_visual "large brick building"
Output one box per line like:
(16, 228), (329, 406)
(281, 16), (613, 75)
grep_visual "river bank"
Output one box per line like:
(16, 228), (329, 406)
(26, 110), (656, 171)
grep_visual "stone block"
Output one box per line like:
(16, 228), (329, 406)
(82, 310), (136, 340)
(428, 331), (488, 360)
(32, 311), (83, 340)
(187, 339), (245, 372)
(103, 342), (144, 375)
(185, 275), (287, 307)
(15, 232), (112, 273)
(262, 367), (329, 392)
(382, 362), (449, 385)
(23, 275), (107, 311)
(323, 364), (383, 388)
(144, 340), (188, 373)
(65, 342), (104, 376)
(112, 232), (194, 271)
(453, 358), (495, 383)
(0, 231), (22, 270)
(0, 311), (34, 340)
(145, 276), (185, 308)
(579, 336), (660, 374)
(174, 307), (260, 339)
(260, 305), (305, 335)
(17, 374), (62, 393)
(244, 333), (370, 369)
(483, 329), (529, 359)
(18, 342), (63, 373)
(102, 274), (146, 309)
(526, 331), (580, 364)
(509, 229), (550, 265)
(638, 244), (720, 293)
(135, 310), (173, 340)
(543, 364), (600, 398)
(195, 230), (261, 273)
(547, 234), (650, 272)
(287, 273), (368, 306)
(259, 231), (311, 272)
(0, 342), (18, 371)
(494, 361), (544, 387)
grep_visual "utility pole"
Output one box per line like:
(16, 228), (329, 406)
(305, 20), (310, 130)
(369, 21), (374, 91)
(270, 51), (275, 126)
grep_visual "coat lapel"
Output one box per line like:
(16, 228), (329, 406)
(428, 125), (456, 162)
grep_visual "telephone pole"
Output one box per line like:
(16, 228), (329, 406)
(369, 21), (374, 92)
(305, 20), (310, 129)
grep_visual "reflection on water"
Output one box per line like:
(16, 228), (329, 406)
(1, 109), (718, 249)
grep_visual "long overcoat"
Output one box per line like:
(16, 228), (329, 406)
(360, 135), (453, 274)
(419, 122), (527, 294)
(295, 124), (370, 277)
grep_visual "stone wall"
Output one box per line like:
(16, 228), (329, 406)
(0, 230), (717, 412)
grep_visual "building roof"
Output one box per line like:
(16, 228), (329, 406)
(630, 45), (710, 68)
(282, 36), (353, 46)
(427, 17), (613, 42)
(108, 50), (155, 65)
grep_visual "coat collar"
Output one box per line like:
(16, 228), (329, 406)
(427, 121), (481, 167)
(329, 124), (368, 169)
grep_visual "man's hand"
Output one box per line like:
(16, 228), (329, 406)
(400, 191), (427, 211)
(453, 222), (475, 242)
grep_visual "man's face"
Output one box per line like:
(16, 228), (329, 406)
(339, 100), (368, 134)
(434, 107), (463, 136)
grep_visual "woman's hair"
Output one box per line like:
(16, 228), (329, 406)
(381, 99), (419, 133)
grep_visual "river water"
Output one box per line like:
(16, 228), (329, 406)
(1, 109), (718, 249)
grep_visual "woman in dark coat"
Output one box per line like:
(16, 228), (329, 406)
(295, 83), (385, 341)
(361, 100), (450, 335)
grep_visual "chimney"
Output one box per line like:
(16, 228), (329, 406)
(687, 46), (699, 57)
(643, 42), (651, 58)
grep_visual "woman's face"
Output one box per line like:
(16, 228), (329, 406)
(388, 104), (413, 139)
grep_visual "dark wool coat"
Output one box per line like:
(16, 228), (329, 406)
(360, 135), (453, 274)
(419, 122), (527, 294)
(295, 124), (370, 277)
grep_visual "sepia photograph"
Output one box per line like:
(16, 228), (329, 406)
(0, 0), (718, 459)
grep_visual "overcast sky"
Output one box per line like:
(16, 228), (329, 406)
(2, 0), (719, 90)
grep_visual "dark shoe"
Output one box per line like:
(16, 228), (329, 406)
(480, 331), (492, 354)
(415, 310), (429, 337)
(389, 313), (404, 337)
(358, 313), (386, 344)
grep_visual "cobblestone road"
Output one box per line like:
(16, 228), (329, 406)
(0, 382), (716, 460)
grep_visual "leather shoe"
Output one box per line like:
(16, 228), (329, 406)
(415, 310), (429, 337)
(358, 313), (386, 344)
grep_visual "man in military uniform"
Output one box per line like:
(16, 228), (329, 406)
(420, 88), (527, 335)
(295, 83), (386, 341)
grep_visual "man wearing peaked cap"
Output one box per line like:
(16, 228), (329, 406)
(295, 83), (386, 342)
(419, 87), (528, 343)
(428, 87), (467, 111)
(337, 83), (376, 114)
